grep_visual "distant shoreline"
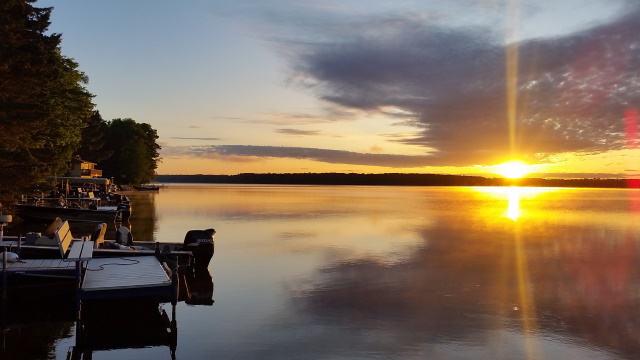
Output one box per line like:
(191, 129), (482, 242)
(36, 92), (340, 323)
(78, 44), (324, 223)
(154, 173), (637, 189)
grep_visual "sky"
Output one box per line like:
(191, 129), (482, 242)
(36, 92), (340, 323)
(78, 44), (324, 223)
(36, 0), (640, 178)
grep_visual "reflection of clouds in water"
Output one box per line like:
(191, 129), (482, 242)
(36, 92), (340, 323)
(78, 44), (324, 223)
(285, 219), (640, 358)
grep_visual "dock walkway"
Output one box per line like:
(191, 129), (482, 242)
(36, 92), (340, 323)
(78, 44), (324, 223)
(3, 219), (176, 301)
(2, 259), (76, 273)
(80, 256), (173, 300)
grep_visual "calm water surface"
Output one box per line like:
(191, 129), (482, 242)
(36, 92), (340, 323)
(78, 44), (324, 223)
(5, 184), (640, 359)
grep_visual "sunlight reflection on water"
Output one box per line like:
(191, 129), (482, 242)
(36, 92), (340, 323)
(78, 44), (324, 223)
(141, 184), (640, 360)
(8, 184), (640, 359)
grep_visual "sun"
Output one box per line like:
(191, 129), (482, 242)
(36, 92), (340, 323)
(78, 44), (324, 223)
(495, 160), (531, 179)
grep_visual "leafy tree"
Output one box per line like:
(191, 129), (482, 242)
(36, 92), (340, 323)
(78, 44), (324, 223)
(0, 0), (94, 199)
(77, 110), (113, 164)
(100, 118), (161, 185)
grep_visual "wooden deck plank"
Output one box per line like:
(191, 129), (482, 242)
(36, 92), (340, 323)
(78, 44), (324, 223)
(39, 259), (54, 268)
(30, 259), (45, 268)
(3, 259), (75, 272)
(79, 241), (95, 261)
(65, 240), (94, 262)
(66, 240), (84, 261)
(82, 256), (171, 292)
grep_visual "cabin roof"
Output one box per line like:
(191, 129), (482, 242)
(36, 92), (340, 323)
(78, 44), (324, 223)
(71, 156), (97, 165)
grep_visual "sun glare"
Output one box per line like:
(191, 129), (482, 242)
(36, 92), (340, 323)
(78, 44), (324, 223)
(495, 160), (531, 179)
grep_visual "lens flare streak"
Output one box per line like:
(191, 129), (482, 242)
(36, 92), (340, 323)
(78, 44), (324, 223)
(625, 107), (640, 213)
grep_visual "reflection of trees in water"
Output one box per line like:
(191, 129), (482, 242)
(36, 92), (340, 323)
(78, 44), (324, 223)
(122, 191), (158, 242)
(2, 322), (74, 359)
(1, 293), (75, 359)
(290, 223), (640, 358)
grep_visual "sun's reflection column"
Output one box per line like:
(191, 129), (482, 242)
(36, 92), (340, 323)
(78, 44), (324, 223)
(486, 186), (541, 358)
(506, 187), (521, 221)
(508, 188), (539, 360)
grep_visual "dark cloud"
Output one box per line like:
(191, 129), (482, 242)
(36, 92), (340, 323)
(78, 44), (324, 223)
(183, 145), (442, 167)
(287, 3), (640, 166)
(167, 142), (635, 172)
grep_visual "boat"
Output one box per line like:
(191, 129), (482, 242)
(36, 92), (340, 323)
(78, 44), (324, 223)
(15, 176), (132, 223)
(15, 199), (131, 223)
(0, 218), (215, 269)
(2, 219), (175, 300)
(15, 201), (131, 223)
(1, 217), (87, 291)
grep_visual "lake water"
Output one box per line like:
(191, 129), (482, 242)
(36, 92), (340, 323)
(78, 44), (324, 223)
(4, 184), (640, 359)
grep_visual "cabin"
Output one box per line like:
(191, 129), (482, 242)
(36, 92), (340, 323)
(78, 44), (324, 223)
(69, 156), (102, 178)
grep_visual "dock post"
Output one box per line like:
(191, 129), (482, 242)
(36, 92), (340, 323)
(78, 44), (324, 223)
(75, 259), (82, 324)
(170, 302), (177, 358)
(2, 249), (7, 301)
(74, 243), (84, 324)
(171, 255), (179, 305)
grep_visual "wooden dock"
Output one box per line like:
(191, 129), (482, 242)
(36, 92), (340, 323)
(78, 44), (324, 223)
(2, 259), (76, 273)
(81, 256), (174, 300)
(2, 219), (178, 303)
(3, 252), (176, 301)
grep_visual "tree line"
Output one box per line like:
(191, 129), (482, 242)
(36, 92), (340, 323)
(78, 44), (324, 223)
(0, 0), (161, 202)
(155, 173), (633, 189)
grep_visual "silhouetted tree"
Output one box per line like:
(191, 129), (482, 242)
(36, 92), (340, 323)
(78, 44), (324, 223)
(0, 0), (94, 198)
(99, 118), (161, 185)
(77, 110), (113, 164)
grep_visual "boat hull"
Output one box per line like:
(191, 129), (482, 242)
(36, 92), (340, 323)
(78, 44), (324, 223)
(1, 241), (211, 269)
(16, 204), (131, 223)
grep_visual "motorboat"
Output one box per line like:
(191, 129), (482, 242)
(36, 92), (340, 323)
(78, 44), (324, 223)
(15, 193), (131, 223)
(15, 176), (132, 223)
(15, 201), (131, 223)
(0, 218), (214, 268)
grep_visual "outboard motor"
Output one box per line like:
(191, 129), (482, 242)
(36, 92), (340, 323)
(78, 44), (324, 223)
(183, 228), (215, 268)
(116, 202), (132, 222)
(116, 225), (133, 246)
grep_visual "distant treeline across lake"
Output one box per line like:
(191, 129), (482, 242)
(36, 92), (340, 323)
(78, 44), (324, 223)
(154, 173), (634, 189)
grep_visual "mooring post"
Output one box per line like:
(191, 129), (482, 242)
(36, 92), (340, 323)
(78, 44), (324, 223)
(170, 301), (177, 358)
(74, 241), (84, 323)
(2, 249), (7, 301)
(171, 255), (179, 305)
